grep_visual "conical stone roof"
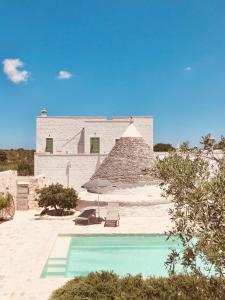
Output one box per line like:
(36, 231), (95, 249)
(83, 123), (159, 193)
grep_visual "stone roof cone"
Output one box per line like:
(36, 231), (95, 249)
(83, 122), (159, 193)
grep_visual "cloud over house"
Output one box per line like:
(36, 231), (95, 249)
(2, 58), (30, 83)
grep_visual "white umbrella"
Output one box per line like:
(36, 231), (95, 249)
(82, 178), (114, 217)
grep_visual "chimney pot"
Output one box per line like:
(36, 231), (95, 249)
(41, 108), (47, 117)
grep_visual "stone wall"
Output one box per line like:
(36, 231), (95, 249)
(34, 153), (107, 191)
(27, 175), (51, 209)
(34, 151), (171, 192)
(36, 115), (153, 155)
(0, 170), (17, 202)
(35, 114), (153, 191)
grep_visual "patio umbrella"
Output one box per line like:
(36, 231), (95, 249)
(82, 178), (114, 217)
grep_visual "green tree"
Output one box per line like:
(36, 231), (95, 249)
(153, 136), (225, 276)
(154, 143), (175, 152)
(0, 150), (7, 163)
(36, 183), (79, 215)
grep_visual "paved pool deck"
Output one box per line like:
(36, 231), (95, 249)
(0, 203), (172, 300)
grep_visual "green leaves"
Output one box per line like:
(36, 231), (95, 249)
(50, 271), (225, 300)
(154, 140), (225, 276)
(0, 192), (13, 210)
(35, 183), (79, 214)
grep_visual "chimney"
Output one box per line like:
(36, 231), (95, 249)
(41, 108), (47, 117)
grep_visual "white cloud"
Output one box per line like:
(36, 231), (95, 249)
(57, 70), (72, 80)
(184, 66), (192, 71)
(2, 58), (30, 83)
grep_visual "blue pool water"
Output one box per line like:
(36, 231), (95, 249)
(42, 235), (184, 278)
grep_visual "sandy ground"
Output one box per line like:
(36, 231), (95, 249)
(0, 203), (172, 300)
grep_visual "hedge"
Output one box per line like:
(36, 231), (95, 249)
(50, 271), (225, 300)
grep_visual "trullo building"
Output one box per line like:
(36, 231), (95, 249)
(83, 122), (159, 194)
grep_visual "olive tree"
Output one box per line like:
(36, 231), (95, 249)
(153, 135), (225, 276)
(36, 183), (79, 215)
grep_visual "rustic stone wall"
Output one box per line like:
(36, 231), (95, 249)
(0, 170), (17, 202)
(27, 176), (50, 209)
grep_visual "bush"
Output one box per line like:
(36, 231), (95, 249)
(154, 143), (175, 152)
(35, 183), (79, 215)
(17, 159), (34, 176)
(0, 193), (13, 210)
(50, 271), (225, 300)
(0, 150), (7, 162)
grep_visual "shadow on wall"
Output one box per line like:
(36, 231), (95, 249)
(78, 128), (85, 154)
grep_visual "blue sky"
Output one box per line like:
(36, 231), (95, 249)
(0, 0), (225, 148)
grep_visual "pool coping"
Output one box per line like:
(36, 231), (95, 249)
(58, 232), (168, 237)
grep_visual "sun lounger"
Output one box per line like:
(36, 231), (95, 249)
(74, 208), (96, 225)
(104, 202), (120, 227)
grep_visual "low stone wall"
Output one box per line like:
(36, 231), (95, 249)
(0, 170), (17, 202)
(17, 175), (52, 209)
(30, 175), (54, 209)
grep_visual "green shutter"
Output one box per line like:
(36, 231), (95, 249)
(90, 137), (100, 153)
(46, 138), (53, 153)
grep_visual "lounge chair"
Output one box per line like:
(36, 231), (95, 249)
(74, 208), (96, 225)
(104, 202), (120, 227)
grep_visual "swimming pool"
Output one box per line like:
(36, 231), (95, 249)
(42, 234), (184, 278)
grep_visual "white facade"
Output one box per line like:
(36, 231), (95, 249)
(35, 110), (153, 190)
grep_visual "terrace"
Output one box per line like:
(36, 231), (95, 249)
(0, 204), (171, 300)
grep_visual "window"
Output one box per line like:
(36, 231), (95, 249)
(45, 138), (53, 154)
(90, 137), (100, 153)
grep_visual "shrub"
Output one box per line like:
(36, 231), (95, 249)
(35, 183), (79, 215)
(0, 192), (13, 210)
(0, 150), (7, 162)
(50, 271), (225, 300)
(17, 159), (34, 176)
(153, 143), (175, 152)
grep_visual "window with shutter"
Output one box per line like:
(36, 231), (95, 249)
(45, 138), (53, 154)
(90, 137), (100, 153)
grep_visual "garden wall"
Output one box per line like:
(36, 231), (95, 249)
(0, 170), (17, 202)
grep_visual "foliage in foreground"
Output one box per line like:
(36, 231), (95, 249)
(153, 134), (225, 276)
(35, 183), (79, 215)
(0, 192), (13, 210)
(50, 271), (225, 300)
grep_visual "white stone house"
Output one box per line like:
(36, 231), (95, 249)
(34, 109), (153, 191)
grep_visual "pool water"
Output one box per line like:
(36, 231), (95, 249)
(42, 235), (184, 278)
